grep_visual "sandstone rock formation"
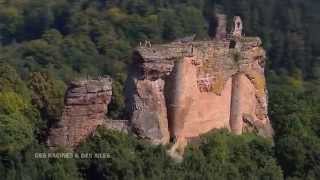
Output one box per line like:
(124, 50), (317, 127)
(126, 16), (273, 157)
(48, 77), (113, 149)
(103, 119), (129, 133)
(47, 16), (273, 159)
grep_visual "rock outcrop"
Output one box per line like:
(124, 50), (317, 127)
(126, 16), (273, 157)
(103, 119), (129, 133)
(47, 16), (273, 159)
(48, 78), (112, 149)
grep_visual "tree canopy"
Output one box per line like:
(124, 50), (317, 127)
(0, 0), (319, 179)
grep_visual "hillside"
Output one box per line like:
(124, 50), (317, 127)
(0, 0), (319, 179)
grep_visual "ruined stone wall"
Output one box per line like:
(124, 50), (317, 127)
(215, 14), (227, 39)
(45, 16), (272, 159)
(126, 35), (273, 156)
(48, 78), (112, 149)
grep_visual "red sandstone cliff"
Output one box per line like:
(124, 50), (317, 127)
(47, 16), (273, 159)
(126, 17), (273, 158)
(48, 78), (113, 149)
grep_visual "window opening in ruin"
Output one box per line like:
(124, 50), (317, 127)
(229, 40), (236, 49)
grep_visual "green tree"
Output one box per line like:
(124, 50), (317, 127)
(28, 72), (65, 127)
(0, 6), (23, 42)
(0, 92), (34, 153)
(159, 9), (183, 41)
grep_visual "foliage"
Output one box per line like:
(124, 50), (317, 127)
(0, 0), (319, 179)
(0, 65), (38, 153)
(181, 130), (283, 180)
(268, 72), (320, 179)
(76, 128), (282, 180)
(0, 143), (80, 180)
(76, 128), (174, 179)
(28, 72), (65, 124)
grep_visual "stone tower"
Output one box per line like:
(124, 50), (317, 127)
(232, 16), (243, 37)
(215, 13), (227, 40)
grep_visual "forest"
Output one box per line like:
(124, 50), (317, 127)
(0, 0), (319, 179)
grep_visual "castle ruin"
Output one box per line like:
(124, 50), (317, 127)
(48, 16), (273, 159)
(126, 16), (273, 158)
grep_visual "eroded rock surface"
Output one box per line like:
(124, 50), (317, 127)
(127, 78), (170, 145)
(103, 119), (129, 133)
(47, 16), (273, 159)
(126, 16), (273, 157)
(48, 78), (112, 149)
